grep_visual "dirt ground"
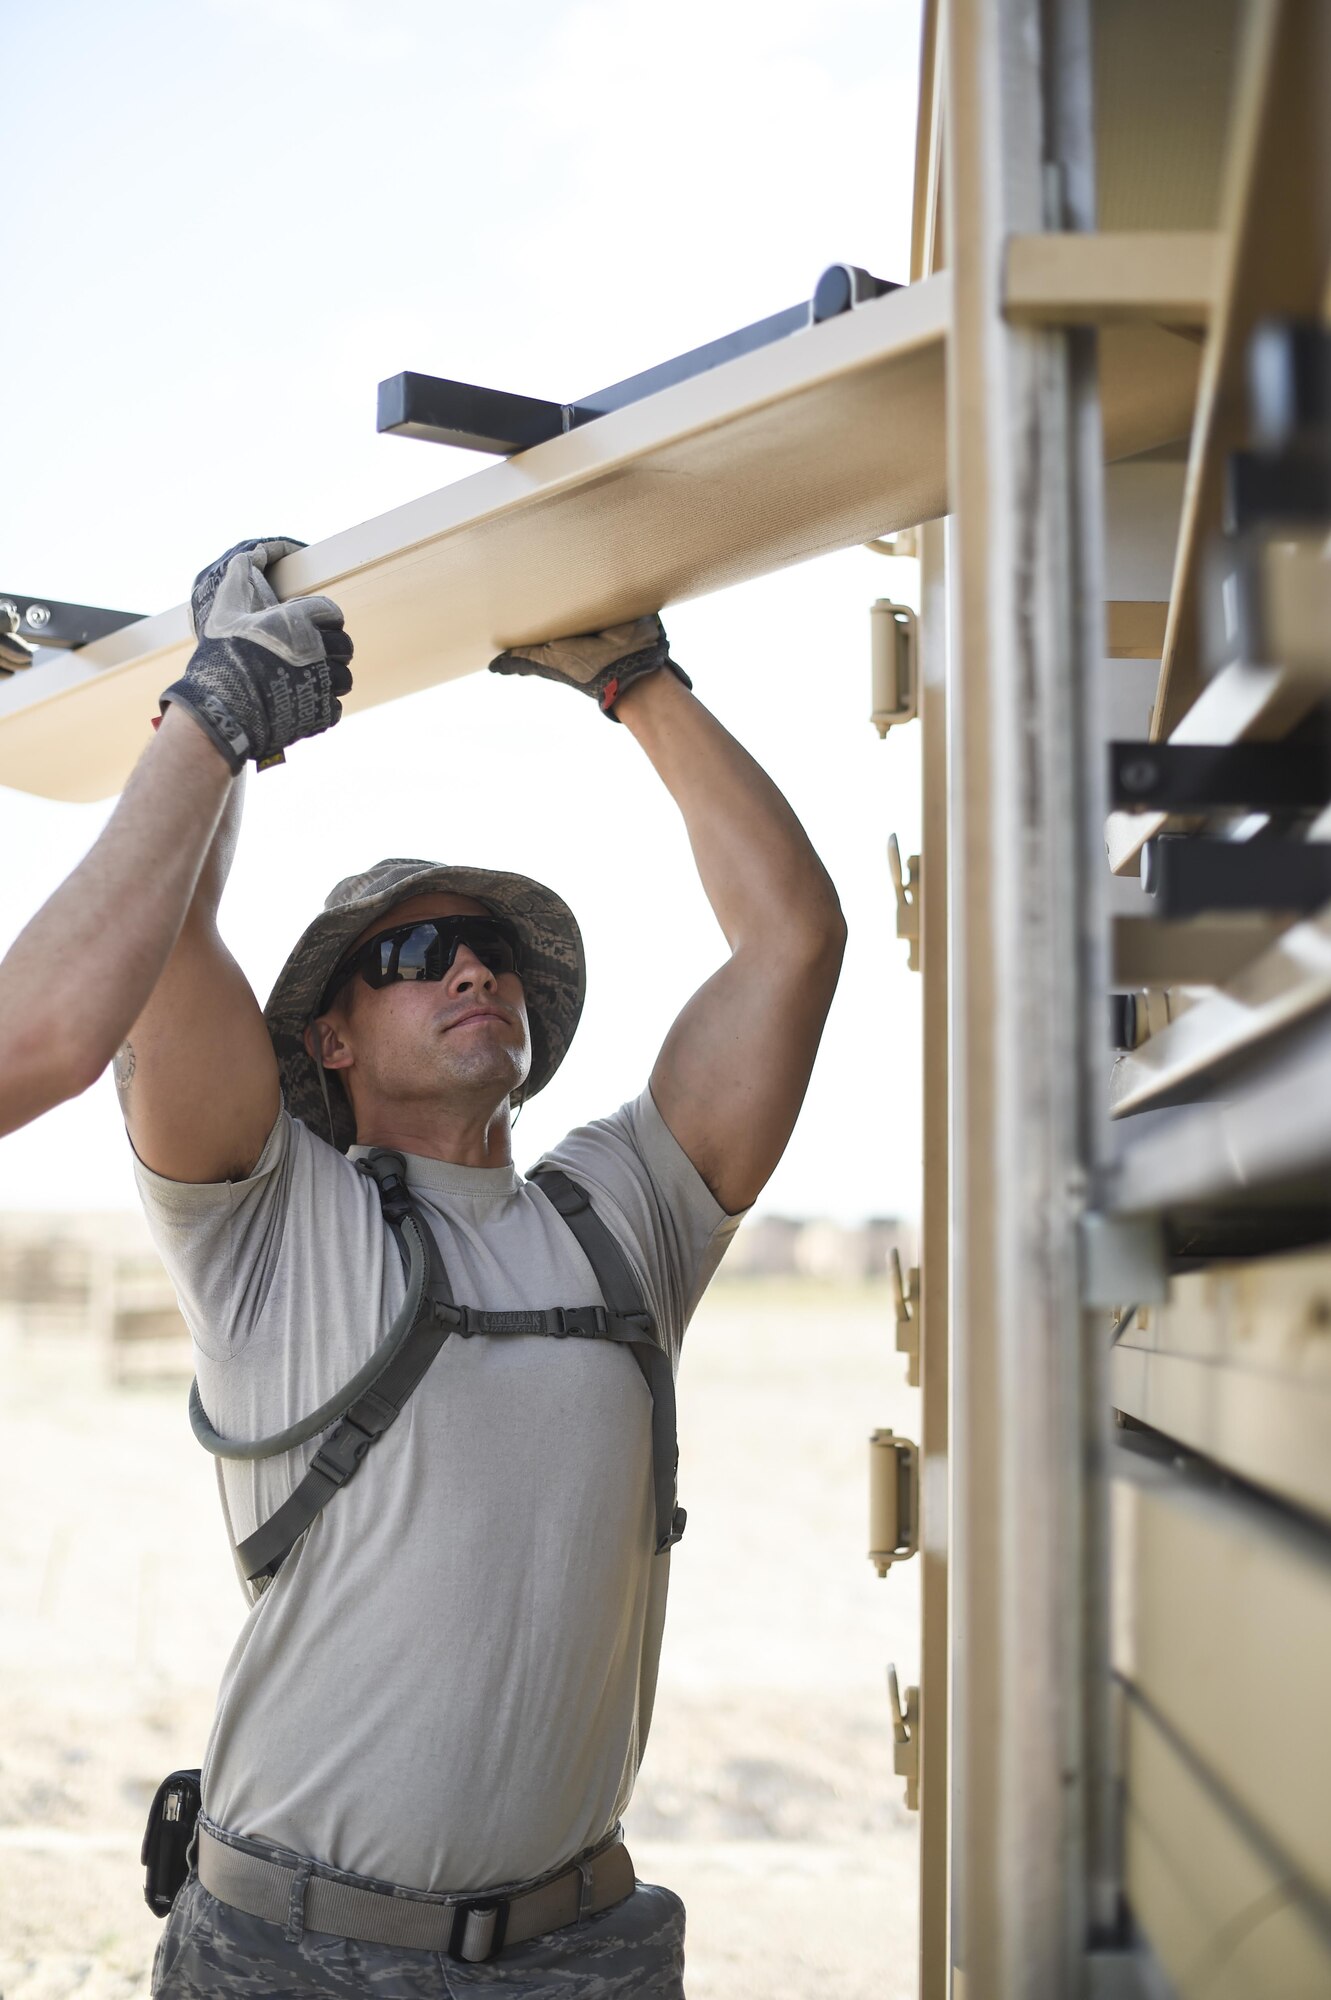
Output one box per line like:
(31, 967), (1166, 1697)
(0, 1277), (920, 1999)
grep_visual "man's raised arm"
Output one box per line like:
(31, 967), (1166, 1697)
(489, 617), (845, 1214)
(117, 538), (354, 1185)
(0, 705), (233, 1140)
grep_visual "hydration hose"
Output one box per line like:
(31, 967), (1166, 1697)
(188, 1155), (432, 1463)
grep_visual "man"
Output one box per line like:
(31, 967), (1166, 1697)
(124, 600), (845, 1998)
(0, 541), (350, 1140)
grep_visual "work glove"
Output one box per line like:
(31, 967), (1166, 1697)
(0, 604), (35, 676)
(160, 538), (354, 772)
(488, 613), (690, 720)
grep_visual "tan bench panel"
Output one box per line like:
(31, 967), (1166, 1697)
(0, 273), (1202, 803)
(1112, 1451), (1331, 1908)
(1124, 1696), (1331, 1999)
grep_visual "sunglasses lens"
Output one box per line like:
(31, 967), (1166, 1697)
(473, 927), (519, 977)
(394, 925), (437, 981)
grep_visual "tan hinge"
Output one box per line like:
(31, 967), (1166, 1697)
(887, 834), (920, 971)
(869, 1428), (919, 1575)
(870, 600), (919, 735)
(886, 1663), (920, 1811)
(890, 1247), (920, 1387)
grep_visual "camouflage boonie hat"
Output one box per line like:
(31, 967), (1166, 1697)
(264, 858), (585, 1152)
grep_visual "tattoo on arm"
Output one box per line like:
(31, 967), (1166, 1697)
(113, 1041), (135, 1103)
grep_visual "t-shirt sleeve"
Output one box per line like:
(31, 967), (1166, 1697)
(131, 1110), (304, 1362)
(533, 1084), (745, 1364)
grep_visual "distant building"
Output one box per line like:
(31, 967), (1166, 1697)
(718, 1212), (913, 1282)
(0, 1210), (188, 1380)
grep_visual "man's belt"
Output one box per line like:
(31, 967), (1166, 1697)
(197, 1824), (635, 1963)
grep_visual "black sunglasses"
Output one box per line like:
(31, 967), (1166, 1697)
(320, 916), (525, 1013)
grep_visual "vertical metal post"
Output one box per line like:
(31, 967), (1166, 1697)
(917, 517), (951, 1999)
(942, 1), (1107, 1994)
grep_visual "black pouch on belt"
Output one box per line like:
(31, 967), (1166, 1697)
(142, 1768), (203, 1917)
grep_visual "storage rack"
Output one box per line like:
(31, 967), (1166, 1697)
(912, 3), (1331, 1996)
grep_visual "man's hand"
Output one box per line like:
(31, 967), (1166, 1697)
(161, 538), (354, 772)
(489, 613), (691, 720)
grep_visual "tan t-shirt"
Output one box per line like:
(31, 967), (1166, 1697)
(134, 1088), (739, 1895)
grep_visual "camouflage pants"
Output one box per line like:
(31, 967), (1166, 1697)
(151, 1869), (687, 1998)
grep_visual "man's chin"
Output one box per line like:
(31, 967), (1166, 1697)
(433, 1057), (529, 1107)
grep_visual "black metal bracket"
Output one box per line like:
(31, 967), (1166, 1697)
(1110, 739), (1331, 813)
(1142, 834), (1331, 917)
(1167, 1204), (1331, 1265)
(1226, 448), (1331, 532)
(377, 262), (899, 457)
(0, 591), (145, 651)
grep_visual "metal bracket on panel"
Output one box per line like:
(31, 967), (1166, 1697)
(377, 262), (899, 455)
(1167, 1205), (1331, 1265)
(869, 1428), (918, 1574)
(1079, 1213), (1168, 1308)
(870, 601), (918, 735)
(890, 1247), (920, 1387)
(887, 834), (920, 971)
(1110, 739), (1331, 814)
(1143, 836), (1331, 918)
(886, 1663), (920, 1812)
(0, 593), (144, 654)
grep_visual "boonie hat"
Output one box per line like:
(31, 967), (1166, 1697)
(264, 858), (586, 1151)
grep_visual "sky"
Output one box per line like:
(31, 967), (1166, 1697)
(2, 0), (925, 1221)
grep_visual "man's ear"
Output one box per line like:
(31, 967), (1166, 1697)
(305, 1016), (353, 1073)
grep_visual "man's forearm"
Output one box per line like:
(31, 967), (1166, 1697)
(615, 670), (844, 958)
(0, 707), (234, 1135)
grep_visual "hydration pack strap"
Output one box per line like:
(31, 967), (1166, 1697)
(529, 1166), (685, 1555)
(228, 1153), (683, 1589)
(234, 1152), (453, 1588)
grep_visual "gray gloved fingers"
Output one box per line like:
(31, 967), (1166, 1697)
(296, 593), (350, 630)
(244, 537), (306, 573)
(170, 538), (353, 770)
(189, 537), (307, 637)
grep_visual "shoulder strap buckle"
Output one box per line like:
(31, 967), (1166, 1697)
(310, 1417), (375, 1489)
(357, 1148), (414, 1226)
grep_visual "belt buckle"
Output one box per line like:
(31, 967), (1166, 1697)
(448, 1898), (507, 1963)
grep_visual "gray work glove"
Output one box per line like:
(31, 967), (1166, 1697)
(488, 613), (690, 720)
(0, 604), (35, 676)
(161, 538), (354, 772)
